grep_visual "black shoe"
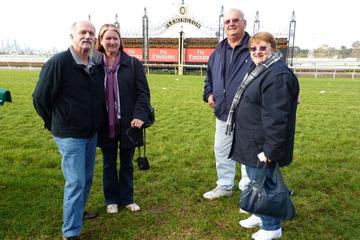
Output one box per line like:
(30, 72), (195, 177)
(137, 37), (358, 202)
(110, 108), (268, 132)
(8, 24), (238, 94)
(83, 211), (98, 220)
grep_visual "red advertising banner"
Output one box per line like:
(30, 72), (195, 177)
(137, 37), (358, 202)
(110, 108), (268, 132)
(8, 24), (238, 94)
(149, 48), (178, 62)
(123, 48), (143, 61)
(185, 48), (214, 63)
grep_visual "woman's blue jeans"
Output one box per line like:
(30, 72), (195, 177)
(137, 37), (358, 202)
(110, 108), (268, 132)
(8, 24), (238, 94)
(101, 145), (135, 205)
(245, 165), (282, 231)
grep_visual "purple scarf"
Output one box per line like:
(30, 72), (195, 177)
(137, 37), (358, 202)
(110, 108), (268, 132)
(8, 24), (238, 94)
(103, 53), (121, 138)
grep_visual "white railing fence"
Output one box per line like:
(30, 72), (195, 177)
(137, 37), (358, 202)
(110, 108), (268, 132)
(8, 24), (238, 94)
(1, 58), (360, 79)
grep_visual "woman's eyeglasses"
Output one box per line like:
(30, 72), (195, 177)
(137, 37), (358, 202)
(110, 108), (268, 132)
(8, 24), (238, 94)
(249, 46), (268, 52)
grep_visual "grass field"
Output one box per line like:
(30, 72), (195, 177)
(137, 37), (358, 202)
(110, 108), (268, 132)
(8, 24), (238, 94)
(0, 70), (360, 240)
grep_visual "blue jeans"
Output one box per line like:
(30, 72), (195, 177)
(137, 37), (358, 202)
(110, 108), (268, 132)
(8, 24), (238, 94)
(245, 165), (281, 231)
(54, 135), (97, 237)
(101, 145), (135, 205)
(214, 119), (249, 190)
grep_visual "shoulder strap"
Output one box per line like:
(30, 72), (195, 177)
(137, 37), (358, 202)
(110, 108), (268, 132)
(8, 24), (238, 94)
(137, 129), (146, 157)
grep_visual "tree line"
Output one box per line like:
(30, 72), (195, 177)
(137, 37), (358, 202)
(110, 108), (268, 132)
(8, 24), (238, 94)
(293, 41), (360, 58)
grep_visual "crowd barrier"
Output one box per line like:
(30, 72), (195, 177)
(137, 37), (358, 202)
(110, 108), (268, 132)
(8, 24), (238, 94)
(291, 66), (360, 79)
(1, 61), (359, 79)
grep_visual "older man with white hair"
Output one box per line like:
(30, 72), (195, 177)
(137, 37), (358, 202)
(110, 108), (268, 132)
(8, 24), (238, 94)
(203, 8), (253, 201)
(33, 20), (104, 240)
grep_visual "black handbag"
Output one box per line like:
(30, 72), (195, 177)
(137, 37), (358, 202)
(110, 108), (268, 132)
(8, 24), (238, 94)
(125, 127), (150, 170)
(240, 163), (295, 220)
(136, 129), (150, 170)
(137, 106), (154, 170)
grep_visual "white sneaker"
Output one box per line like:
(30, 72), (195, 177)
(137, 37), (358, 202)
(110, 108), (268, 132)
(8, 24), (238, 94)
(203, 187), (233, 200)
(252, 228), (282, 240)
(106, 204), (118, 214)
(239, 214), (262, 228)
(126, 203), (141, 212)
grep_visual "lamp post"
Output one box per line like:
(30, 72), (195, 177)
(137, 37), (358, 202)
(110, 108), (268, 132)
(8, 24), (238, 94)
(287, 11), (296, 67)
(253, 11), (260, 35)
(114, 14), (120, 30)
(142, 8), (149, 64)
(217, 6), (224, 42)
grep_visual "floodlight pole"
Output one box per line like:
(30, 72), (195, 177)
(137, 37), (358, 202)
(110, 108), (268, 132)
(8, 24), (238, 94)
(218, 6), (224, 41)
(253, 11), (260, 35)
(142, 8), (149, 64)
(114, 14), (120, 30)
(287, 11), (296, 67)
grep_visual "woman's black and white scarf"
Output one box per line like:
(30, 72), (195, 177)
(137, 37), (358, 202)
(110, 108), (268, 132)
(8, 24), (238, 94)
(225, 51), (282, 135)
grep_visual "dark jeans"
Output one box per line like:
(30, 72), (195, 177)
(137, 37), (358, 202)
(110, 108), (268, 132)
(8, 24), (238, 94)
(101, 145), (135, 205)
(245, 165), (281, 231)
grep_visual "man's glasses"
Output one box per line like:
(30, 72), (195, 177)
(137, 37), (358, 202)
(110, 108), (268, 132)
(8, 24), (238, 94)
(249, 46), (268, 52)
(224, 18), (241, 25)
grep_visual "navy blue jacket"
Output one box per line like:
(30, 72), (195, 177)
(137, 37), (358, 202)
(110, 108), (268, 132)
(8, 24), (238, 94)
(203, 33), (254, 121)
(93, 50), (151, 149)
(33, 49), (105, 138)
(230, 60), (299, 167)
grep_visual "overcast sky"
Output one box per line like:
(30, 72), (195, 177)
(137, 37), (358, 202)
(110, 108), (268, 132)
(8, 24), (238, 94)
(1, 0), (358, 51)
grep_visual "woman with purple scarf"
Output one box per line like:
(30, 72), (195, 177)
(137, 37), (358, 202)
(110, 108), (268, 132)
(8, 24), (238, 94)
(94, 24), (151, 214)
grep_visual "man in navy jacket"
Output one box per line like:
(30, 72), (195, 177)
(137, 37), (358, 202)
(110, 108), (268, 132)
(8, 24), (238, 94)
(203, 8), (254, 200)
(33, 20), (104, 240)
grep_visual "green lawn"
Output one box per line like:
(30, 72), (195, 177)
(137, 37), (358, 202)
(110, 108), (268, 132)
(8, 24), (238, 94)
(0, 70), (359, 239)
